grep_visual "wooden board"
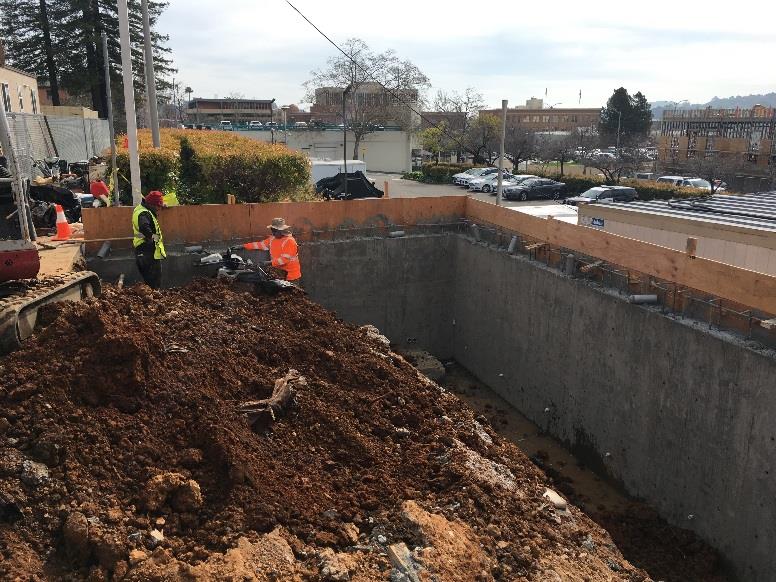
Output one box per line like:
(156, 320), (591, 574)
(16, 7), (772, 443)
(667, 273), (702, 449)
(466, 198), (776, 316)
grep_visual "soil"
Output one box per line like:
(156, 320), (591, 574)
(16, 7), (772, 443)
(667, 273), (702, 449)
(0, 279), (716, 580)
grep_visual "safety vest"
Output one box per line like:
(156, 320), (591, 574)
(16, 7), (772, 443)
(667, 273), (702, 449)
(132, 205), (167, 260)
(244, 235), (301, 280)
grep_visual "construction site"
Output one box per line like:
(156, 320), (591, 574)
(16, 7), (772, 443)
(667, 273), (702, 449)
(1, 171), (776, 581)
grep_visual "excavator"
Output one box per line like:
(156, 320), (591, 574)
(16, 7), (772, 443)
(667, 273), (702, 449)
(0, 105), (100, 355)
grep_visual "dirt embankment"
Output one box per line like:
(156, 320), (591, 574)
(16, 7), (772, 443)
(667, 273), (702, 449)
(0, 280), (698, 580)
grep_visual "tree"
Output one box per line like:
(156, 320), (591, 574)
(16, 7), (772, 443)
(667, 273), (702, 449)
(418, 121), (453, 164)
(464, 114), (500, 164)
(0, 0), (175, 129)
(0, 0), (70, 105)
(432, 87), (484, 156)
(304, 38), (429, 160)
(583, 147), (651, 184)
(599, 87), (652, 146)
(504, 125), (536, 172)
(674, 152), (745, 193)
(535, 133), (578, 176)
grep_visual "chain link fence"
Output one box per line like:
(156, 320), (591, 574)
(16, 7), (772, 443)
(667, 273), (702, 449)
(4, 112), (110, 181)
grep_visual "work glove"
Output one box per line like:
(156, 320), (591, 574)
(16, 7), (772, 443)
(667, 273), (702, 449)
(151, 234), (160, 243)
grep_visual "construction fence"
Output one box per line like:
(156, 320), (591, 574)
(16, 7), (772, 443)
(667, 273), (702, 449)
(3, 112), (110, 179)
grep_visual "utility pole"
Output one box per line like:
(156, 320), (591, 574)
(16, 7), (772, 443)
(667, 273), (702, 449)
(342, 84), (353, 198)
(101, 31), (118, 205)
(496, 99), (507, 206)
(141, 0), (160, 148)
(118, 0), (142, 204)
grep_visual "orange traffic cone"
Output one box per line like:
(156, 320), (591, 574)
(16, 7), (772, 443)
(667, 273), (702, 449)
(51, 204), (72, 241)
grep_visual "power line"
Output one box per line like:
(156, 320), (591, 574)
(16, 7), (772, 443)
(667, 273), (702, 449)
(284, 0), (476, 158)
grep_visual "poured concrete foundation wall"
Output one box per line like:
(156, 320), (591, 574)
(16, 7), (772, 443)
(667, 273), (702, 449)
(302, 235), (456, 358)
(451, 238), (774, 582)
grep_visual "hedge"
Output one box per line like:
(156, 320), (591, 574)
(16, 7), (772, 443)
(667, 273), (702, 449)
(113, 129), (312, 205)
(418, 163), (474, 183)
(534, 173), (704, 201)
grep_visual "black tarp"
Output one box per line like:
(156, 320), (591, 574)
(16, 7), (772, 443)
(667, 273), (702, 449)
(315, 171), (384, 200)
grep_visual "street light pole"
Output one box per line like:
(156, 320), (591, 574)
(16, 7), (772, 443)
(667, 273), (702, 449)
(281, 105), (289, 143)
(496, 99), (507, 206)
(342, 84), (353, 198)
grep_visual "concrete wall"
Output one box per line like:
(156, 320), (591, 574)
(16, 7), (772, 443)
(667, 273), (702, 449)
(452, 237), (775, 582)
(302, 236), (456, 357)
(243, 129), (414, 173)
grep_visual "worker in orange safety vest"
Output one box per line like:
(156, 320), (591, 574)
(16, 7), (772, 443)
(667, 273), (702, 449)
(243, 217), (302, 283)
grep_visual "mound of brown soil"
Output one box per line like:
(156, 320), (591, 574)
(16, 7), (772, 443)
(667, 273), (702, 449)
(1, 279), (661, 580)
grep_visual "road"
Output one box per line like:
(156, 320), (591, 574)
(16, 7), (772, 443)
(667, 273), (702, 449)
(366, 172), (579, 224)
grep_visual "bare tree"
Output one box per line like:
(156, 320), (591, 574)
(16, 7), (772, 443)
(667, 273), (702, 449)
(304, 38), (429, 160)
(432, 87), (485, 153)
(535, 133), (578, 176)
(583, 146), (651, 184)
(504, 125), (536, 172)
(676, 152), (746, 193)
(464, 114), (500, 165)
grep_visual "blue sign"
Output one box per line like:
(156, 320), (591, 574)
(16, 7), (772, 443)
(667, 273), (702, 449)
(591, 217), (605, 228)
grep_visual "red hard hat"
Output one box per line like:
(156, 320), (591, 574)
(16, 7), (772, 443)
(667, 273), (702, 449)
(145, 191), (165, 207)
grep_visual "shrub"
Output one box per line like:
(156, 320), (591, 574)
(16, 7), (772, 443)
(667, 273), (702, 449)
(113, 129), (312, 204)
(420, 163), (474, 183)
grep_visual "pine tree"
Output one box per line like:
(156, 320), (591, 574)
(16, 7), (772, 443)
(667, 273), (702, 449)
(1, 0), (175, 128)
(599, 87), (652, 145)
(0, 0), (70, 105)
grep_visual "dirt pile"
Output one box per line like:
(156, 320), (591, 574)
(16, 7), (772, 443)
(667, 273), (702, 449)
(1, 279), (664, 580)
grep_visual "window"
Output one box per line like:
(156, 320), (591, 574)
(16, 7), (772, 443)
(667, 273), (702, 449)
(0, 83), (10, 113)
(30, 87), (38, 114)
(18, 86), (24, 112)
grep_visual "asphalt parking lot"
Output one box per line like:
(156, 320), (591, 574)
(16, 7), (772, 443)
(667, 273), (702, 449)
(366, 172), (579, 223)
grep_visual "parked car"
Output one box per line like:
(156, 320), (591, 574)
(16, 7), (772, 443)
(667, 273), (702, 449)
(265, 122), (279, 130)
(657, 176), (717, 191)
(481, 174), (538, 195)
(468, 172), (518, 193)
(503, 178), (566, 201)
(248, 121), (264, 129)
(454, 167), (498, 186)
(219, 120), (233, 130)
(564, 186), (638, 206)
(293, 121), (308, 128)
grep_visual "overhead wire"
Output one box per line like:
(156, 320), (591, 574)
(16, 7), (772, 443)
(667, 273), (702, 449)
(284, 0), (477, 157)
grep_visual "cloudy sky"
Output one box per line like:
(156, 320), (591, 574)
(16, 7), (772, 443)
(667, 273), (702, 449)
(158, 0), (776, 110)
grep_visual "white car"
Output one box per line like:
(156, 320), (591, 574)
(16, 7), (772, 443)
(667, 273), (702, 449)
(453, 167), (498, 186)
(657, 176), (718, 191)
(468, 173), (518, 193)
(248, 121), (263, 129)
(220, 120), (233, 130)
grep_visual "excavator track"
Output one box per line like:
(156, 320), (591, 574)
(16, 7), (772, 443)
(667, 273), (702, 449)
(0, 271), (101, 355)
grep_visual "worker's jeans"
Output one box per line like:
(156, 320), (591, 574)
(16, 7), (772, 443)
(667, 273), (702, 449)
(135, 249), (162, 289)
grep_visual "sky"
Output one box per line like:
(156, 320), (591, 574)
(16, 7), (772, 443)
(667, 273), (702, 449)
(158, 0), (776, 110)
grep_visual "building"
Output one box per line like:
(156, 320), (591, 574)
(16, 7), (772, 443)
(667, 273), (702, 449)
(420, 111), (467, 132)
(311, 83), (419, 126)
(187, 97), (275, 124)
(479, 103), (600, 133)
(658, 106), (776, 177)
(0, 55), (39, 115)
(516, 97), (544, 110)
(578, 192), (776, 275)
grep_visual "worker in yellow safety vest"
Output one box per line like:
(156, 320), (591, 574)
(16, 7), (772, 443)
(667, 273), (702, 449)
(132, 191), (167, 289)
(243, 217), (302, 283)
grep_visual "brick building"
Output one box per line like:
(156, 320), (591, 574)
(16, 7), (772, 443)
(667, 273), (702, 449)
(479, 103), (599, 133)
(311, 83), (419, 126)
(420, 111), (467, 131)
(659, 106), (776, 175)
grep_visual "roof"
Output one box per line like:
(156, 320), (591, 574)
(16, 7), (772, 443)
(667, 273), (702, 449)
(0, 64), (36, 79)
(601, 192), (776, 233)
(190, 97), (275, 104)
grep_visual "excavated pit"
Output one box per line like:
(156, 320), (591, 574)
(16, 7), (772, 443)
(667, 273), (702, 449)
(0, 279), (727, 581)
